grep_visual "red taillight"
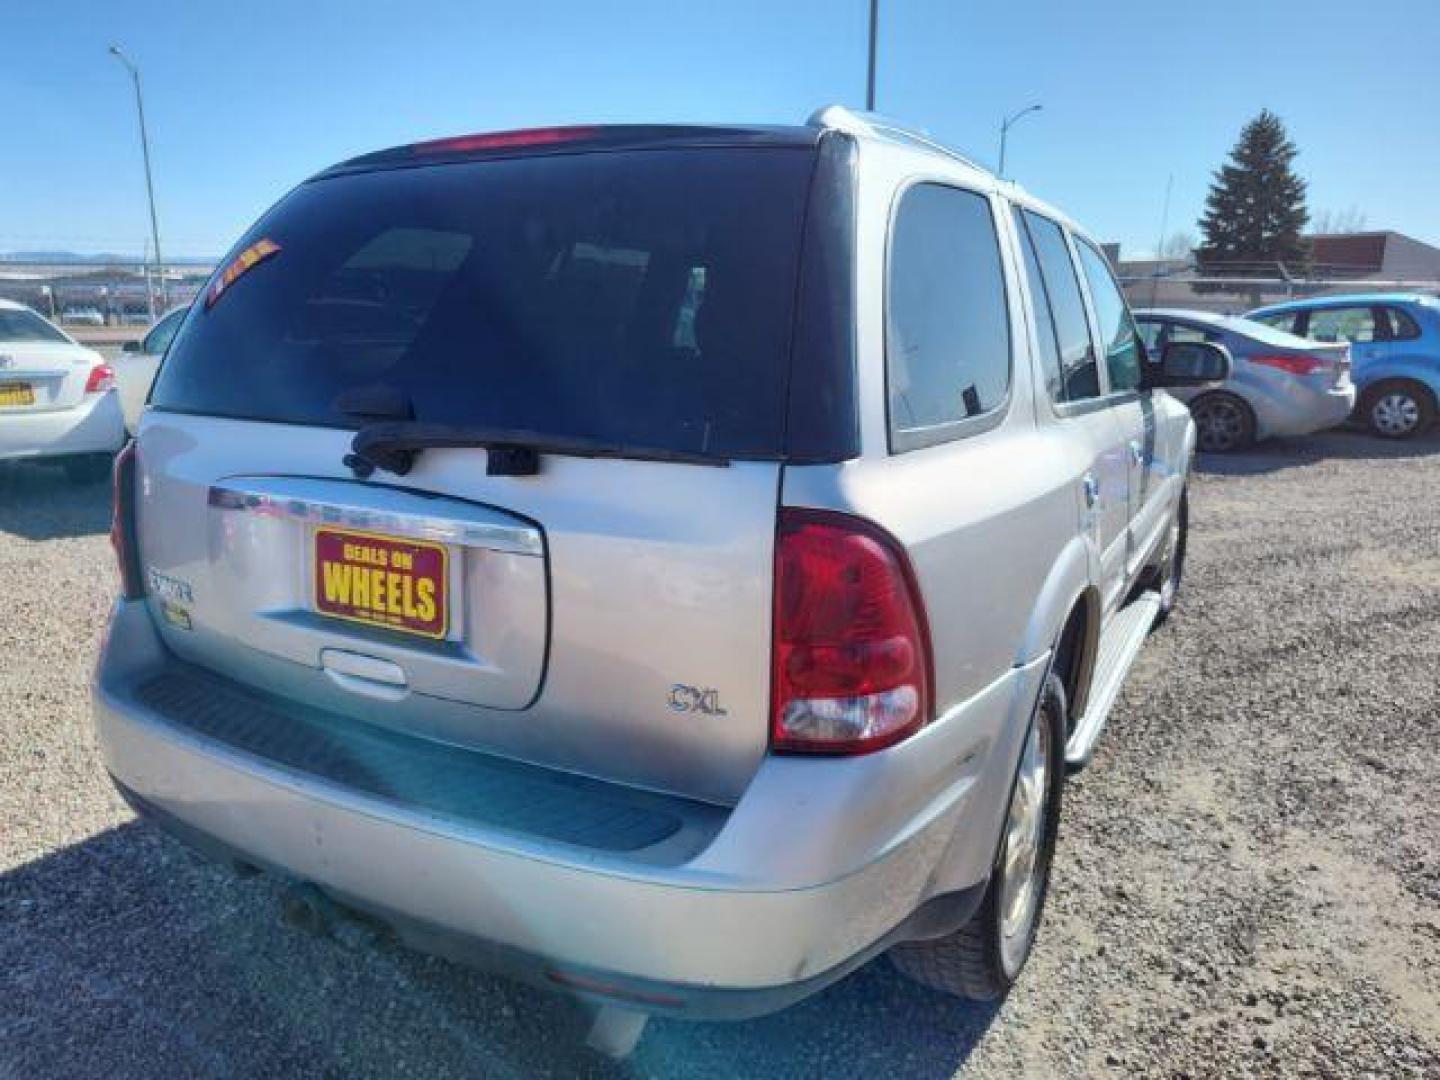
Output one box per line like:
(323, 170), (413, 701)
(85, 363), (116, 394)
(110, 440), (144, 600)
(1250, 353), (1325, 376)
(410, 126), (600, 155)
(771, 509), (933, 754)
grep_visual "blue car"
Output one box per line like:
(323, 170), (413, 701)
(1246, 293), (1440, 438)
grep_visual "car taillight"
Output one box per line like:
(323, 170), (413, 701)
(1251, 353), (1325, 376)
(771, 509), (933, 754)
(410, 126), (600, 155)
(84, 363), (116, 393)
(110, 440), (144, 600)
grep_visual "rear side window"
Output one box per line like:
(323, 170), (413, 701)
(1252, 311), (1299, 334)
(0, 308), (69, 344)
(1379, 305), (1422, 341)
(1166, 322), (1220, 345)
(1075, 240), (1142, 393)
(886, 183), (1010, 448)
(153, 148), (816, 460)
(1012, 208), (1066, 402)
(1305, 306), (1378, 343)
(143, 308), (186, 356)
(1021, 211), (1100, 402)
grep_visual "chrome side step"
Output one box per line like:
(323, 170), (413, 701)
(1065, 591), (1162, 769)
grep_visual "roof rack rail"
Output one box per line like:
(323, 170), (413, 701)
(807, 105), (989, 176)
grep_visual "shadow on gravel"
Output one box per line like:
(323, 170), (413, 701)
(1195, 427), (1440, 477)
(0, 460), (112, 541)
(0, 821), (998, 1079)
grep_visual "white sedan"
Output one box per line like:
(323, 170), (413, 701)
(0, 300), (126, 483)
(115, 306), (186, 432)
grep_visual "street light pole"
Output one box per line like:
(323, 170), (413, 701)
(108, 45), (165, 317)
(866, 0), (878, 111)
(998, 103), (1043, 178)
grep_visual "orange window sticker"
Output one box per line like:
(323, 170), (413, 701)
(205, 238), (281, 309)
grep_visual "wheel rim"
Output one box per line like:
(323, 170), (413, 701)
(1372, 392), (1420, 436)
(998, 706), (1053, 976)
(1193, 399), (1246, 452)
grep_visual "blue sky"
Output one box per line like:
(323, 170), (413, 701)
(4, 0), (1438, 259)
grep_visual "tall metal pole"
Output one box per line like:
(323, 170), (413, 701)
(866, 0), (878, 111)
(108, 45), (165, 316)
(1150, 173), (1174, 308)
(998, 103), (1043, 178)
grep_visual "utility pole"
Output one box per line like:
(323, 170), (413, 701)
(866, 0), (879, 111)
(998, 103), (1043, 178)
(108, 45), (165, 314)
(1150, 173), (1173, 308)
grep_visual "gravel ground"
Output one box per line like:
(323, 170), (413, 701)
(2, 430), (1438, 1079)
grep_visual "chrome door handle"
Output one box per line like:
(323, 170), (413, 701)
(1082, 472), (1099, 508)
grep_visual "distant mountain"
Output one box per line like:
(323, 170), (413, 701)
(0, 251), (217, 266)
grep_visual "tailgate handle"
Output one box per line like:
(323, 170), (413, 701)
(321, 649), (408, 700)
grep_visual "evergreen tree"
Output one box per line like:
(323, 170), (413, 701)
(1197, 111), (1309, 277)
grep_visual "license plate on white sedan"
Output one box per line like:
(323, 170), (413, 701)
(0, 382), (34, 408)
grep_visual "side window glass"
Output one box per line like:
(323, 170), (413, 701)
(1380, 305), (1421, 341)
(1075, 239), (1142, 393)
(1306, 306), (1377, 343)
(1011, 207), (1065, 402)
(887, 184), (1011, 447)
(1021, 210), (1100, 401)
(1167, 323), (1215, 345)
(144, 309), (185, 356)
(1253, 312), (1298, 334)
(1137, 320), (1165, 353)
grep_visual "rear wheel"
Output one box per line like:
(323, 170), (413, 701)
(1189, 392), (1256, 453)
(62, 454), (112, 485)
(890, 673), (1066, 1000)
(1362, 380), (1435, 439)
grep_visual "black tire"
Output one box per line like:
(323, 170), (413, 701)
(1361, 379), (1436, 439)
(1189, 392), (1256, 453)
(890, 672), (1067, 1001)
(1142, 488), (1188, 628)
(62, 454), (112, 485)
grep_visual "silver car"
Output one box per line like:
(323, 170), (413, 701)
(1137, 308), (1354, 452)
(94, 108), (1222, 1052)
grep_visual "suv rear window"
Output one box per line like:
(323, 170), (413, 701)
(153, 148), (816, 460)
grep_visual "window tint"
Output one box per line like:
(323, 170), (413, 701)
(1167, 322), (1219, 344)
(1075, 240), (1142, 393)
(1305, 306), (1378, 343)
(143, 308), (186, 356)
(0, 308), (69, 344)
(886, 184), (1010, 444)
(1252, 311), (1299, 334)
(1012, 208), (1065, 402)
(1379, 305), (1421, 341)
(1021, 211), (1100, 401)
(153, 148), (816, 460)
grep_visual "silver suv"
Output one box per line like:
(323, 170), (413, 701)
(95, 107), (1225, 1049)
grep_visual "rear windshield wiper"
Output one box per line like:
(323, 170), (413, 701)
(345, 421), (729, 478)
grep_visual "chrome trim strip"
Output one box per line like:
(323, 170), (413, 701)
(208, 477), (544, 556)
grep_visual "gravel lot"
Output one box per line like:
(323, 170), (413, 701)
(3, 430), (1438, 1078)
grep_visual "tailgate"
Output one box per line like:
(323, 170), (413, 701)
(136, 414), (779, 804)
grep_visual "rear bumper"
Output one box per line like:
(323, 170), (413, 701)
(0, 391), (125, 461)
(94, 599), (1035, 1016)
(1251, 383), (1355, 440)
